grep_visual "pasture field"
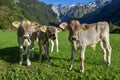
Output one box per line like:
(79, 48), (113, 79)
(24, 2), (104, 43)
(0, 30), (120, 80)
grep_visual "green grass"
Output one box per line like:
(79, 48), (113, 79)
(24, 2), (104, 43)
(0, 30), (120, 80)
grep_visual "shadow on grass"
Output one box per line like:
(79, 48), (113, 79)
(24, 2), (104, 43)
(0, 46), (55, 65)
(0, 47), (41, 64)
(0, 46), (19, 64)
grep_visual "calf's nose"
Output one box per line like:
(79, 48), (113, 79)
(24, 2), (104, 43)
(23, 35), (29, 39)
(71, 36), (77, 41)
(52, 36), (56, 40)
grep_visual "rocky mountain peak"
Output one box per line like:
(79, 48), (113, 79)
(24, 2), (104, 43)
(54, 0), (111, 22)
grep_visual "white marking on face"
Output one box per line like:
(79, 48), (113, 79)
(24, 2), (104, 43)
(24, 39), (31, 46)
(24, 34), (29, 37)
(73, 41), (77, 50)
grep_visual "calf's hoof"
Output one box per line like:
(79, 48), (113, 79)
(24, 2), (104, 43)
(57, 50), (59, 53)
(19, 61), (23, 65)
(107, 62), (111, 67)
(38, 60), (42, 63)
(47, 60), (51, 65)
(80, 66), (84, 73)
(27, 62), (31, 66)
(80, 69), (84, 73)
(102, 61), (107, 66)
(69, 64), (73, 70)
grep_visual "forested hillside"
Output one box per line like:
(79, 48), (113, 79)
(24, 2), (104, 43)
(0, 0), (59, 30)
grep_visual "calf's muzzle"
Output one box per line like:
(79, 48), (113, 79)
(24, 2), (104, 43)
(23, 34), (30, 39)
(71, 36), (78, 41)
(50, 34), (56, 40)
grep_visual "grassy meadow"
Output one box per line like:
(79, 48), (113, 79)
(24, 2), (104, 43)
(0, 30), (120, 80)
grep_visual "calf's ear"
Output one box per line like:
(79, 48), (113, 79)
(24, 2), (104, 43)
(59, 22), (68, 30)
(40, 26), (47, 33)
(12, 21), (21, 28)
(56, 28), (62, 33)
(32, 22), (39, 28)
(82, 24), (89, 31)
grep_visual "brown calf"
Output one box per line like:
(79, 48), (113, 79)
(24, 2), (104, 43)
(36, 26), (61, 64)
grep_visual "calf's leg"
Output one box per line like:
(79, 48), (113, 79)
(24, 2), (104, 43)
(39, 45), (42, 63)
(69, 47), (76, 70)
(26, 46), (31, 66)
(19, 45), (24, 65)
(80, 46), (86, 73)
(104, 39), (112, 66)
(100, 41), (107, 65)
(30, 42), (35, 58)
(50, 40), (54, 53)
(45, 43), (50, 64)
(56, 39), (59, 52)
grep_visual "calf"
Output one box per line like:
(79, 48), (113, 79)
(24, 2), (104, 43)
(12, 20), (39, 66)
(36, 26), (61, 64)
(60, 20), (112, 73)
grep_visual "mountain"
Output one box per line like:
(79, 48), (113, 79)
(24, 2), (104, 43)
(57, 0), (110, 22)
(0, 0), (59, 30)
(51, 6), (61, 22)
(81, 0), (120, 26)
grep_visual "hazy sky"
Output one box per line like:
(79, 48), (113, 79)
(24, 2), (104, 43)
(40, 0), (94, 5)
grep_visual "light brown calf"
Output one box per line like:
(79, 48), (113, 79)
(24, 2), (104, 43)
(60, 20), (112, 73)
(12, 20), (39, 66)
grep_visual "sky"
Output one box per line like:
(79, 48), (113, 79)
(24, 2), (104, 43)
(40, 0), (95, 6)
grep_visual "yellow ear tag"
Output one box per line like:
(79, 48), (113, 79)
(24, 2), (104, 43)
(56, 30), (59, 33)
(33, 22), (39, 28)
(60, 26), (64, 29)
(56, 29), (60, 33)
(34, 25), (38, 28)
(40, 27), (46, 33)
(62, 26), (67, 30)
(82, 26), (86, 31)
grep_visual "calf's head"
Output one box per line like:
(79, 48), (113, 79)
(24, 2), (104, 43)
(69, 20), (81, 41)
(40, 26), (61, 40)
(12, 20), (39, 45)
(60, 20), (89, 41)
